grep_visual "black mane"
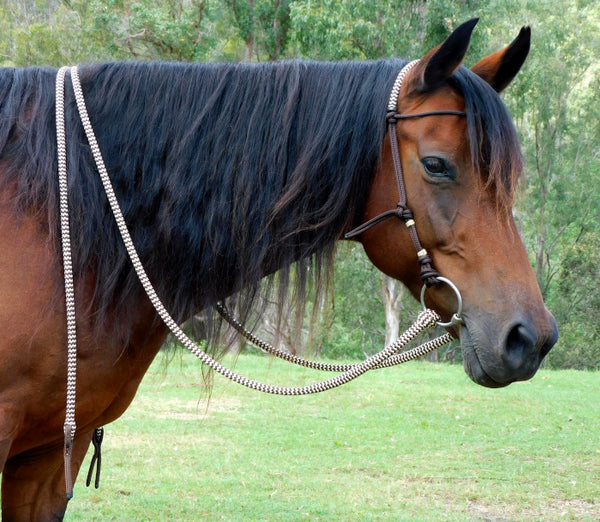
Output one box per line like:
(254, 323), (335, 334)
(0, 59), (521, 346)
(451, 67), (523, 212)
(0, 60), (402, 337)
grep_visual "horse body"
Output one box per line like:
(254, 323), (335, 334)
(0, 192), (169, 519)
(0, 19), (558, 520)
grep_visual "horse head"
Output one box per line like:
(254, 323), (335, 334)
(356, 19), (558, 387)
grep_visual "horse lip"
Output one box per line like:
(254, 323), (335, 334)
(459, 323), (508, 389)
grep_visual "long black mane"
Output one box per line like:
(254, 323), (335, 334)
(0, 60), (402, 337)
(0, 59), (521, 346)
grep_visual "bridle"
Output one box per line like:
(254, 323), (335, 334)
(345, 60), (466, 311)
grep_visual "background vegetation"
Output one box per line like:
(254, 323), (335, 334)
(1, 0), (598, 369)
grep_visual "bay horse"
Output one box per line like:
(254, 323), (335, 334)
(0, 18), (557, 520)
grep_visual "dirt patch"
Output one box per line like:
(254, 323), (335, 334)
(152, 397), (244, 420)
(467, 499), (599, 521)
(467, 502), (512, 521)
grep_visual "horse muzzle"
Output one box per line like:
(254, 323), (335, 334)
(459, 310), (559, 388)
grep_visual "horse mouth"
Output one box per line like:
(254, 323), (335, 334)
(459, 324), (509, 389)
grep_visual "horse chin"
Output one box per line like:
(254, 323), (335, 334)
(459, 324), (509, 389)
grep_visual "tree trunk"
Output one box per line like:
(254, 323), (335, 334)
(380, 274), (404, 346)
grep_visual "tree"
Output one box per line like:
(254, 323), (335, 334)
(547, 229), (600, 369)
(224, 0), (292, 61)
(506, 2), (600, 294)
(317, 243), (386, 359)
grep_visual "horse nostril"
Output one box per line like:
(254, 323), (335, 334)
(504, 323), (536, 369)
(502, 318), (558, 380)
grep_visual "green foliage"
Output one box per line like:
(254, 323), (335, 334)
(289, 0), (495, 61)
(509, 0), (600, 291)
(317, 243), (386, 359)
(290, 0), (424, 60)
(546, 228), (600, 369)
(501, 1), (600, 369)
(224, 0), (291, 60)
(68, 0), (221, 61)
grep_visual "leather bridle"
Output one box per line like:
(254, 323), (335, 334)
(344, 60), (466, 289)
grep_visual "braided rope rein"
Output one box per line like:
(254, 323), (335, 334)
(56, 66), (77, 500)
(216, 303), (453, 372)
(57, 64), (454, 497)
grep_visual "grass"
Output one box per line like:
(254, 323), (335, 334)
(67, 351), (600, 521)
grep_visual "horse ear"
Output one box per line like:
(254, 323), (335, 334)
(414, 18), (479, 92)
(471, 26), (531, 92)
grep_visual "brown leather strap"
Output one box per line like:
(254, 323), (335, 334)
(393, 109), (467, 121)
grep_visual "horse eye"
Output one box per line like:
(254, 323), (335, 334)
(421, 156), (455, 180)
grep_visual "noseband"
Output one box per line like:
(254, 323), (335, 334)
(345, 60), (466, 289)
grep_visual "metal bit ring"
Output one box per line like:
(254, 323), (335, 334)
(420, 276), (464, 328)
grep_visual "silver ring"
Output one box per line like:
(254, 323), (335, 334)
(420, 276), (464, 328)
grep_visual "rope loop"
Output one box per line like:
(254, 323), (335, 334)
(216, 302), (453, 372)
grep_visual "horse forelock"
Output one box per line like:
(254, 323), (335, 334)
(0, 60), (403, 346)
(451, 67), (523, 215)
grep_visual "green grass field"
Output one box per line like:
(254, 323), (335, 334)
(67, 352), (599, 521)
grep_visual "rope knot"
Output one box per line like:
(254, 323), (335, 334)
(395, 204), (414, 222)
(418, 254), (441, 287)
(386, 111), (399, 125)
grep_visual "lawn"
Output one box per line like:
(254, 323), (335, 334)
(67, 351), (600, 521)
